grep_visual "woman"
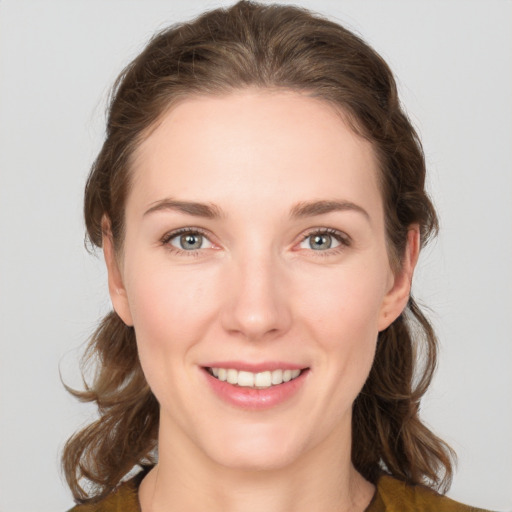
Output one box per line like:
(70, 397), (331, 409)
(63, 2), (489, 511)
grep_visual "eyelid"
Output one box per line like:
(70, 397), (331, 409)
(296, 227), (351, 252)
(159, 226), (350, 256)
(161, 226), (211, 243)
(160, 226), (218, 255)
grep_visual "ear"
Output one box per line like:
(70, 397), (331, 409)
(378, 225), (420, 331)
(102, 216), (134, 326)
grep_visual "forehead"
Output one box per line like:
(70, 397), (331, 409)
(129, 90), (382, 218)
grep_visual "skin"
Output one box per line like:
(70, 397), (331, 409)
(103, 90), (419, 512)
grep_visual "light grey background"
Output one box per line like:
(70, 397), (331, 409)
(1, 1), (511, 511)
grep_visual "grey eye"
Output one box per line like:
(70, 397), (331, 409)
(299, 232), (342, 251)
(309, 234), (333, 250)
(169, 232), (210, 250)
(182, 233), (203, 250)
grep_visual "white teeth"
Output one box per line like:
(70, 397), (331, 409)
(226, 369), (238, 385)
(237, 371), (255, 387)
(271, 369), (283, 385)
(209, 367), (302, 388)
(254, 371), (271, 387)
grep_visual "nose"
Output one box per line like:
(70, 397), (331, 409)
(220, 251), (292, 341)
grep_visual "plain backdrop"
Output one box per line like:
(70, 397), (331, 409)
(0, 1), (511, 511)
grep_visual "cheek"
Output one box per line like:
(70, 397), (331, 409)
(123, 267), (221, 424)
(126, 260), (216, 340)
(299, 262), (389, 343)
(296, 261), (389, 395)
(315, 288), (381, 379)
(122, 258), (222, 393)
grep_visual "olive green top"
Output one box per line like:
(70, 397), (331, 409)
(68, 472), (490, 512)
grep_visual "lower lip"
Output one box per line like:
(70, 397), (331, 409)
(203, 368), (309, 410)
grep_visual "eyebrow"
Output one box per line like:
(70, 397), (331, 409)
(290, 200), (370, 221)
(143, 198), (369, 221)
(144, 199), (223, 218)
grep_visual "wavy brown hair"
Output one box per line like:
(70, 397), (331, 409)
(63, 0), (454, 503)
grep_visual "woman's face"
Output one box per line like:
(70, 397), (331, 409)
(106, 90), (414, 471)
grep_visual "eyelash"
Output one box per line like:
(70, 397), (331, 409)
(160, 227), (351, 257)
(160, 227), (213, 257)
(299, 228), (351, 256)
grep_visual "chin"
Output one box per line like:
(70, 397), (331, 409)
(213, 447), (298, 472)
(204, 425), (303, 471)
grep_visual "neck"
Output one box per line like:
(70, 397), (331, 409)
(139, 416), (375, 512)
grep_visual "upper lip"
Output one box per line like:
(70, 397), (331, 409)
(201, 361), (307, 372)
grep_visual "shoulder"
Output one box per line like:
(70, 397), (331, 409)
(67, 476), (141, 512)
(367, 474), (492, 512)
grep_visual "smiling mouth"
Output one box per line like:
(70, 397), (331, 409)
(206, 367), (305, 389)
